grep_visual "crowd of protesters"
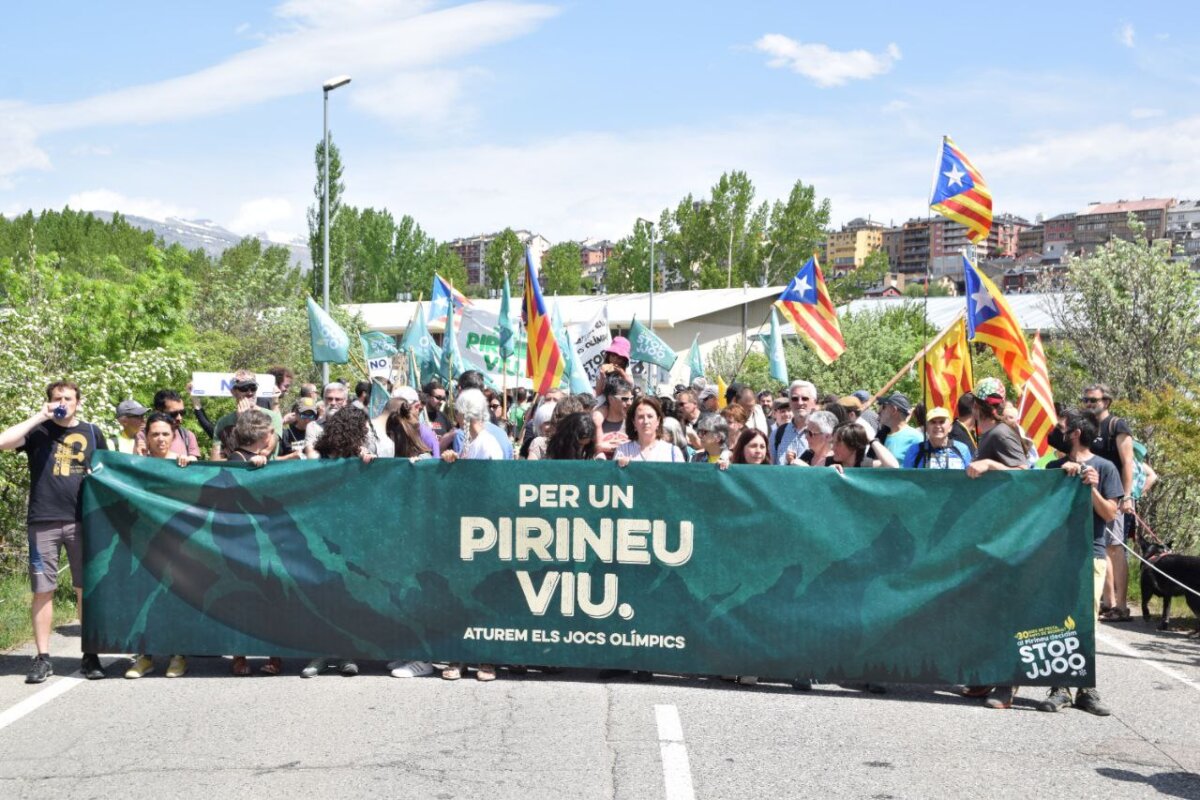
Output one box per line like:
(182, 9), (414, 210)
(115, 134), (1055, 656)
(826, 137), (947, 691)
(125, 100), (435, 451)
(0, 334), (1155, 716)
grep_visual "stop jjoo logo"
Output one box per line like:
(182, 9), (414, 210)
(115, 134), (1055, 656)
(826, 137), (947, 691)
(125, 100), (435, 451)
(1019, 635), (1086, 679)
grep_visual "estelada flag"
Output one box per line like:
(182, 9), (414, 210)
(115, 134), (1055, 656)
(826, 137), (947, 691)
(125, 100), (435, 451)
(1019, 331), (1057, 456)
(964, 255), (1032, 386)
(920, 315), (973, 412)
(930, 136), (993, 244)
(522, 247), (565, 394)
(775, 256), (845, 365)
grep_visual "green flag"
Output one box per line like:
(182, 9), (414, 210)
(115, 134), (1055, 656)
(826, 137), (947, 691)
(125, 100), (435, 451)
(306, 296), (350, 364)
(688, 333), (704, 383)
(498, 273), (518, 361)
(367, 381), (391, 418)
(440, 304), (465, 382)
(628, 317), (678, 371)
(767, 306), (789, 384)
(552, 303), (592, 394)
(402, 302), (442, 383)
(361, 331), (398, 361)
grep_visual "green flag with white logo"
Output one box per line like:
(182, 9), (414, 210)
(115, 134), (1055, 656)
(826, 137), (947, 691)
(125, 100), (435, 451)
(628, 317), (677, 371)
(306, 296), (350, 364)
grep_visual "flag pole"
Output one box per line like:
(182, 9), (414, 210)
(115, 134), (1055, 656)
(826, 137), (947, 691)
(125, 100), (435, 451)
(868, 311), (967, 408)
(729, 304), (776, 381)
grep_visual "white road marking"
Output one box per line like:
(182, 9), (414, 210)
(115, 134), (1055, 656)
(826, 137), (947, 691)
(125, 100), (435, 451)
(1096, 630), (1200, 695)
(655, 704), (696, 800)
(0, 675), (85, 733)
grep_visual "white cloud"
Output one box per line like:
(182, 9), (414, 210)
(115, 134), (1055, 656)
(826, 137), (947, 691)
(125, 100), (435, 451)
(754, 35), (901, 87)
(0, 106), (51, 184)
(1118, 23), (1135, 48)
(6, 2), (557, 140)
(66, 189), (196, 220)
(1130, 108), (1164, 119)
(228, 196), (294, 235)
(350, 68), (484, 130)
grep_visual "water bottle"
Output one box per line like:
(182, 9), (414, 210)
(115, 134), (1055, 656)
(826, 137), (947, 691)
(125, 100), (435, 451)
(52, 404), (67, 419)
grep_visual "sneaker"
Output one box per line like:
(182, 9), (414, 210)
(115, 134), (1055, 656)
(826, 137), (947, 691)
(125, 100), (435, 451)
(26, 654), (53, 684)
(125, 655), (154, 679)
(165, 655), (187, 678)
(300, 657), (326, 678)
(791, 678), (813, 691)
(1037, 687), (1072, 712)
(389, 660), (434, 678)
(339, 660), (359, 677)
(1073, 688), (1112, 716)
(80, 652), (106, 680)
(984, 685), (1018, 709)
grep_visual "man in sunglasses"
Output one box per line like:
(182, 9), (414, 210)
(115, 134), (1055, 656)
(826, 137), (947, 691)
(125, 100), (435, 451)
(140, 389), (201, 460)
(1082, 383), (1136, 622)
(213, 370), (284, 460)
(771, 379), (818, 465)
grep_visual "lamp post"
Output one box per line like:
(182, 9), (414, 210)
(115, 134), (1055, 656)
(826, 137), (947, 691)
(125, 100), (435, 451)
(321, 74), (351, 385)
(637, 216), (656, 390)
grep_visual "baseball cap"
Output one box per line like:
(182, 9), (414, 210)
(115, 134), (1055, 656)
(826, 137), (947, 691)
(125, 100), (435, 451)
(926, 406), (952, 422)
(850, 390), (871, 404)
(698, 385), (719, 401)
(881, 392), (913, 416)
(115, 399), (147, 418)
(974, 377), (1006, 406)
(391, 386), (419, 404)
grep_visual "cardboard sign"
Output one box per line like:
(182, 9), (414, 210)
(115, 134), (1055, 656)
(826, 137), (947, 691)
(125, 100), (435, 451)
(190, 372), (278, 398)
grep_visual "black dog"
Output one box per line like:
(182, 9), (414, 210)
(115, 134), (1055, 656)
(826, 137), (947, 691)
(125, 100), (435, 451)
(1139, 541), (1200, 634)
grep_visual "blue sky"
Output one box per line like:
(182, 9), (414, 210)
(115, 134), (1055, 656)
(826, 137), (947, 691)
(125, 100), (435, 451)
(2, 1), (1197, 244)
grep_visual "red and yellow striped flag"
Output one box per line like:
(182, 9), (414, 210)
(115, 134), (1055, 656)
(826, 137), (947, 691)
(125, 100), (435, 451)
(522, 248), (565, 394)
(964, 255), (1032, 386)
(775, 256), (845, 365)
(1019, 331), (1056, 456)
(920, 315), (973, 412)
(929, 136), (993, 244)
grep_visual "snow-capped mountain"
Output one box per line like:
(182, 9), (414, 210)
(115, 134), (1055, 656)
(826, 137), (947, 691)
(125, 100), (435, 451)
(90, 211), (313, 273)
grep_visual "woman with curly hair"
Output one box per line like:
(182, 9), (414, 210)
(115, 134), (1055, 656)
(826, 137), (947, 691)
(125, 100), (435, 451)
(301, 406), (375, 680)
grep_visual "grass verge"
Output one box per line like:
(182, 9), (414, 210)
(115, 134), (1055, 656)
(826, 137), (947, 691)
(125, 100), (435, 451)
(0, 570), (79, 652)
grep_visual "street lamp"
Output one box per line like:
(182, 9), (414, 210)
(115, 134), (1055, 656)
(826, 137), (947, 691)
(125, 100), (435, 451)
(636, 216), (656, 389)
(322, 74), (351, 384)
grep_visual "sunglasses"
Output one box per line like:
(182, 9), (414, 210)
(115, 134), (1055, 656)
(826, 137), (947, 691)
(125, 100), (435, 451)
(1080, 397), (1104, 404)
(790, 396), (812, 402)
(299, 411), (318, 420)
(232, 382), (258, 393)
(167, 409), (187, 419)
(615, 395), (633, 402)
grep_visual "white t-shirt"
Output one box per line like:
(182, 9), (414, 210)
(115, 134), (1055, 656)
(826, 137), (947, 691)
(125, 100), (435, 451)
(463, 429), (504, 460)
(614, 439), (683, 463)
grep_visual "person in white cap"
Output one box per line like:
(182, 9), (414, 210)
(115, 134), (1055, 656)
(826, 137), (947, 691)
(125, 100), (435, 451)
(112, 399), (148, 454)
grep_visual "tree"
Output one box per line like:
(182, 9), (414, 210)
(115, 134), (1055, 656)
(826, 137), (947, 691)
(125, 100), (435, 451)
(762, 180), (832, 286)
(541, 241), (584, 295)
(829, 250), (891, 304)
(1045, 216), (1200, 399)
(306, 134), (351, 302)
(483, 228), (524, 289)
(604, 220), (654, 294)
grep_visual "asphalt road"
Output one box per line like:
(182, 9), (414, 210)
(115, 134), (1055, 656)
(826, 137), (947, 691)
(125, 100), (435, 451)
(0, 618), (1197, 799)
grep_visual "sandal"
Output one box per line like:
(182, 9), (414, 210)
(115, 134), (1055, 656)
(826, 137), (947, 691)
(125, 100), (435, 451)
(441, 664), (463, 681)
(231, 655), (251, 676)
(259, 657), (283, 676)
(476, 664), (497, 682)
(1101, 607), (1132, 622)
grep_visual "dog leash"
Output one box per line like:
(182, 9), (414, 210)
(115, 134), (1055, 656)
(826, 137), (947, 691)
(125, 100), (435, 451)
(1122, 511), (1200, 602)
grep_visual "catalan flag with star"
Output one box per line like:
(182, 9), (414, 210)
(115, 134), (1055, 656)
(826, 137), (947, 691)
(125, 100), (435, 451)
(929, 136), (993, 244)
(1019, 331), (1057, 456)
(775, 256), (845, 365)
(964, 255), (1032, 386)
(920, 315), (973, 412)
(522, 247), (565, 395)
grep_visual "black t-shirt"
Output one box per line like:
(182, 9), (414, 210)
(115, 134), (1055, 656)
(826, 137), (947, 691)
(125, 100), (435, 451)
(800, 448), (833, 467)
(1091, 415), (1131, 473)
(976, 422), (1027, 468)
(949, 420), (977, 457)
(426, 409), (451, 438)
(18, 420), (108, 524)
(281, 424), (307, 454)
(1047, 454), (1123, 558)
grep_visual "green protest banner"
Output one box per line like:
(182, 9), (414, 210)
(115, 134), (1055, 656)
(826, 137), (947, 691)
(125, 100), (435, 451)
(81, 453), (1095, 686)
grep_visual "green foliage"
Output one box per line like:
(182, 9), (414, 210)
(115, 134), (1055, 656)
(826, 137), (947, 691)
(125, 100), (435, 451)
(829, 250), (891, 303)
(762, 180), (832, 285)
(784, 305), (930, 398)
(604, 219), (654, 293)
(901, 282), (951, 298)
(541, 241), (584, 295)
(1122, 382), (1200, 553)
(306, 134), (350, 302)
(484, 228), (525, 289)
(1045, 215), (1200, 398)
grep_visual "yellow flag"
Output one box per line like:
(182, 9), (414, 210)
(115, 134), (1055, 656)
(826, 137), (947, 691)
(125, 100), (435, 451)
(716, 375), (728, 410)
(920, 315), (973, 413)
